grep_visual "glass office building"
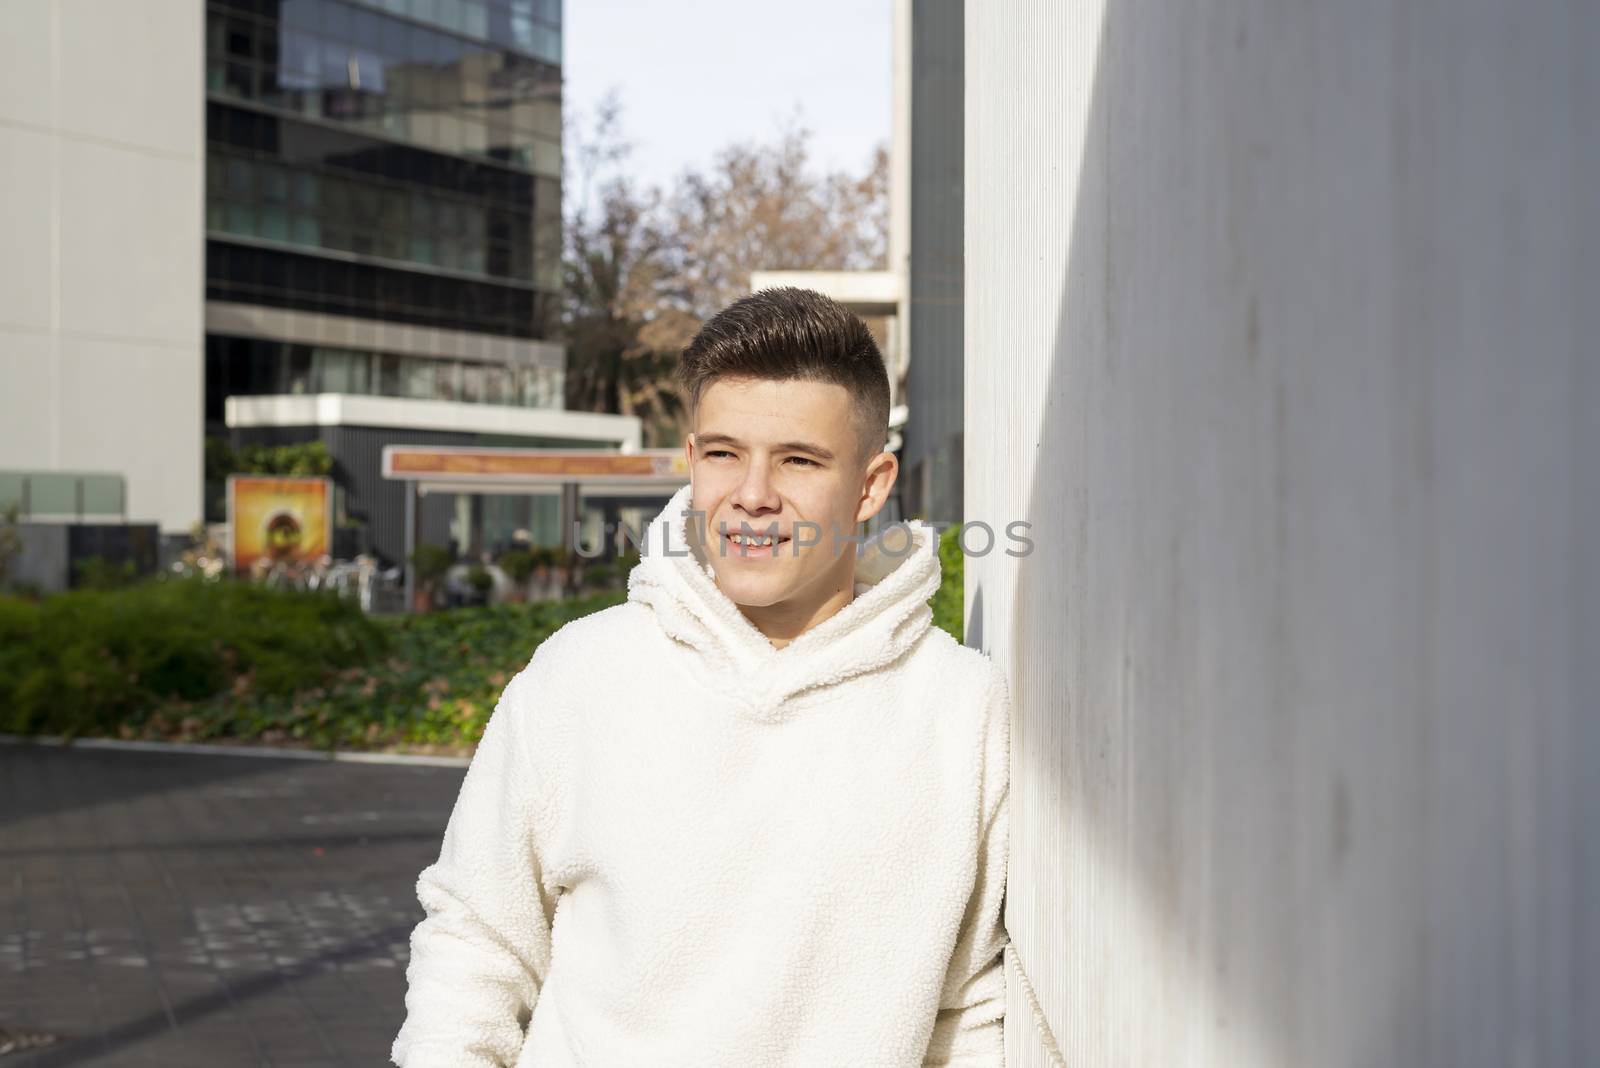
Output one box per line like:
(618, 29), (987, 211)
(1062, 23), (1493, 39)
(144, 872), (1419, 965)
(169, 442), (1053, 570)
(202, 0), (561, 342)
(201, 0), (633, 563)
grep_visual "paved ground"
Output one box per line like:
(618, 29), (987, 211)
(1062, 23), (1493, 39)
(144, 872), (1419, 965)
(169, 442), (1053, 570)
(0, 744), (468, 1067)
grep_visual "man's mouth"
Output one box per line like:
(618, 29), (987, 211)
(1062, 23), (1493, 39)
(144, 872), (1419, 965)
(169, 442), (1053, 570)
(722, 529), (791, 555)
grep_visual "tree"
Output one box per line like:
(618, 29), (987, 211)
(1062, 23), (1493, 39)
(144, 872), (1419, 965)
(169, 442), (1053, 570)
(205, 438), (334, 521)
(561, 91), (692, 447)
(559, 93), (891, 448)
(662, 110), (889, 321)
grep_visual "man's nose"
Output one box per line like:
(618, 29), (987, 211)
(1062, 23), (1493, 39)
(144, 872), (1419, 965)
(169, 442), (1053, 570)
(733, 463), (780, 517)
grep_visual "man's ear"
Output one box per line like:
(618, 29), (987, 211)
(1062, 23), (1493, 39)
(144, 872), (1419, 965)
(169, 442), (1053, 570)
(855, 451), (898, 524)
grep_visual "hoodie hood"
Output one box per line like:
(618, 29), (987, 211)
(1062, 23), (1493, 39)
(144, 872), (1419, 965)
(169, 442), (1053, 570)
(626, 482), (942, 718)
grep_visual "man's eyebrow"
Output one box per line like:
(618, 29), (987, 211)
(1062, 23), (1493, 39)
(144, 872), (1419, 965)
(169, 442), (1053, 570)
(697, 432), (836, 462)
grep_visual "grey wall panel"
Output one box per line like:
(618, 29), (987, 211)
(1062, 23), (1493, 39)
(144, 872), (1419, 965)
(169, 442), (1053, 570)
(326, 426), (467, 567)
(904, 0), (965, 525)
(11, 524), (70, 593)
(968, 1), (1597, 1064)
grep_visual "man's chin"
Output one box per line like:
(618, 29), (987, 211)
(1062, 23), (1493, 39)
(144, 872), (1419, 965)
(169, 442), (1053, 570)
(710, 566), (797, 608)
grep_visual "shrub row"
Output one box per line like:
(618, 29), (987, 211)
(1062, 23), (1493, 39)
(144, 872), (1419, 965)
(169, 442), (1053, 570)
(0, 578), (387, 737)
(4, 530), (961, 753)
(1, 578), (624, 752)
(163, 593), (624, 753)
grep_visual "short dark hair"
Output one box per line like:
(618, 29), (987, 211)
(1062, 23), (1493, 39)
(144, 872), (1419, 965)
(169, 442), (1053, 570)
(678, 287), (890, 467)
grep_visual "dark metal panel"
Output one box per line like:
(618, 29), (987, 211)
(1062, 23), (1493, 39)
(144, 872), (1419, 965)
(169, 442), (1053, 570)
(904, 0), (966, 526)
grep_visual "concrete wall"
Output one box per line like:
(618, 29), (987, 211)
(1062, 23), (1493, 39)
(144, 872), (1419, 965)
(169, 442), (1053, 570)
(0, 0), (205, 534)
(965, 2), (1597, 1065)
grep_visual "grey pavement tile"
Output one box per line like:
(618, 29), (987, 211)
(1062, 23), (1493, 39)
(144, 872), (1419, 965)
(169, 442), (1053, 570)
(1, 745), (463, 1068)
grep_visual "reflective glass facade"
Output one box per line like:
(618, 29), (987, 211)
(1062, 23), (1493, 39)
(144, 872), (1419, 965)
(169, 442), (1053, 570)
(208, 0), (561, 173)
(207, 240), (555, 335)
(207, 132), (533, 279)
(204, 0), (569, 535)
(206, 335), (565, 422)
(205, 0), (561, 340)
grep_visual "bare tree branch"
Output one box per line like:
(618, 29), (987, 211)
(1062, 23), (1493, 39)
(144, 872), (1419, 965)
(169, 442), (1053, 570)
(560, 96), (888, 447)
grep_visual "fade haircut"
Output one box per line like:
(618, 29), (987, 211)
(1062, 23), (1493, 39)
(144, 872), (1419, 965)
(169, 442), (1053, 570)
(678, 287), (891, 468)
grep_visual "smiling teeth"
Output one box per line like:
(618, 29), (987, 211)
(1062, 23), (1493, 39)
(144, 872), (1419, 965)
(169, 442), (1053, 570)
(730, 533), (778, 546)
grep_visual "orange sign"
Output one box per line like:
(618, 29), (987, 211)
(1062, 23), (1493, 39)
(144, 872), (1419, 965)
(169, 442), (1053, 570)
(227, 475), (333, 572)
(382, 447), (689, 482)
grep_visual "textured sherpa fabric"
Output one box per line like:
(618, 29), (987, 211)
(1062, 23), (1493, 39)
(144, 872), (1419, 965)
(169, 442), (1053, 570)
(392, 482), (1012, 1067)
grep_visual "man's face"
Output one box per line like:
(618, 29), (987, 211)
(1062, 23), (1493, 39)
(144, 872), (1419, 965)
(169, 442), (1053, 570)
(686, 376), (887, 609)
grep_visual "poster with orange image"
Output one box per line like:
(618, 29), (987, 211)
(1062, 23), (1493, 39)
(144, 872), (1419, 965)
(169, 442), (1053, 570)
(227, 475), (333, 573)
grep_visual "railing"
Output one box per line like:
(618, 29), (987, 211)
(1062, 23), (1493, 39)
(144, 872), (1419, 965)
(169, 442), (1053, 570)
(247, 554), (406, 614)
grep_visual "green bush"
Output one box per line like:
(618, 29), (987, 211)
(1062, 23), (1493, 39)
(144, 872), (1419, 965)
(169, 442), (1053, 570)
(579, 560), (615, 590)
(73, 555), (138, 590)
(930, 523), (964, 643)
(208, 437), (334, 478)
(3, 522), (957, 752)
(1, 583), (625, 753)
(578, 550), (641, 591)
(410, 544), (454, 580)
(409, 544), (454, 605)
(0, 576), (389, 737)
(159, 591), (624, 752)
(498, 548), (535, 585)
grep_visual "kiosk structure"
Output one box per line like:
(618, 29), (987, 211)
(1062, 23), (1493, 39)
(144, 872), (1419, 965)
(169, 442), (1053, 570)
(381, 446), (689, 611)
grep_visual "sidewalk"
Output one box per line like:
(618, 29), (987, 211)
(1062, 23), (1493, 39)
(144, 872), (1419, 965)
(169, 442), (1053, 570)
(0, 743), (467, 1067)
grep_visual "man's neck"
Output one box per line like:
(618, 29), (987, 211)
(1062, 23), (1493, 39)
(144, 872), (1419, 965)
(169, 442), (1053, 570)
(736, 566), (858, 650)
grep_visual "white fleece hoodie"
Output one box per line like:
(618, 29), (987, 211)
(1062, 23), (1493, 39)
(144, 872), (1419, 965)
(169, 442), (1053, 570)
(392, 483), (1011, 1067)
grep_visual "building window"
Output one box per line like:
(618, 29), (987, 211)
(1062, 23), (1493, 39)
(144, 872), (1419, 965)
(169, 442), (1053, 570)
(207, 1), (562, 176)
(207, 138), (533, 285)
(206, 238), (549, 338)
(206, 335), (561, 411)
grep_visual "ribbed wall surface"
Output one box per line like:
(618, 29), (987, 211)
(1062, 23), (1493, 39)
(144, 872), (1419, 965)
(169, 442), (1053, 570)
(966, 2), (1597, 1064)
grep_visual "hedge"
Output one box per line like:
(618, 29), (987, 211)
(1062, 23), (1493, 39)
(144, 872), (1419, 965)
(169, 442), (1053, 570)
(0, 578), (387, 737)
(3, 531), (964, 754)
(0, 578), (623, 753)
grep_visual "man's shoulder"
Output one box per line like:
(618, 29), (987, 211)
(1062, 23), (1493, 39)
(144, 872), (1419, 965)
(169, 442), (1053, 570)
(516, 601), (653, 681)
(912, 623), (1006, 695)
(497, 601), (654, 721)
(544, 600), (649, 646)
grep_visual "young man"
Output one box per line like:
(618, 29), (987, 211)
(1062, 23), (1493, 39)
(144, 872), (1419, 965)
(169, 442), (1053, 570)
(391, 287), (1012, 1067)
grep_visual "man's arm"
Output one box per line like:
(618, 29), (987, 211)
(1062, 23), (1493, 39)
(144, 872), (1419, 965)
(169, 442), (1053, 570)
(922, 664), (1013, 1067)
(391, 664), (560, 1068)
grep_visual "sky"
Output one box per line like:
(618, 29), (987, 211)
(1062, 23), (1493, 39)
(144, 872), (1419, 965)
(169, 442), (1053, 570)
(562, 0), (892, 198)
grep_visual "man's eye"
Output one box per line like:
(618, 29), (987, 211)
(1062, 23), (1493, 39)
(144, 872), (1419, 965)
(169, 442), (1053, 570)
(703, 450), (815, 466)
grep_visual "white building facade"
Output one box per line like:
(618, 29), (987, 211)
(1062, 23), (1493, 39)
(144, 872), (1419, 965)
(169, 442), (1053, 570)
(0, 0), (205, 535)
